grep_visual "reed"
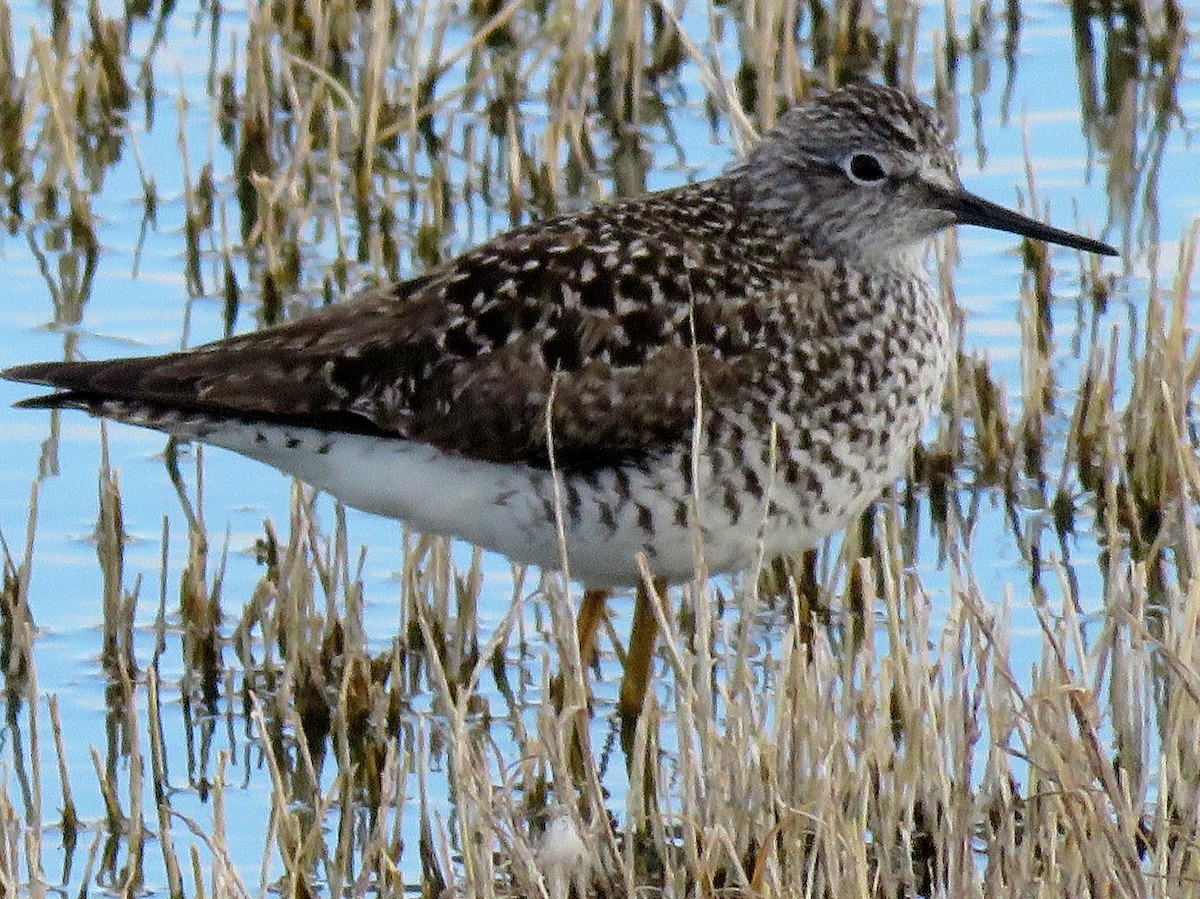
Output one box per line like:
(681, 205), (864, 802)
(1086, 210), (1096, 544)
(0, 0), (1193, 895)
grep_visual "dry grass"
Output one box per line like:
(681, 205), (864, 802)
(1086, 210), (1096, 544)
(0, 0), (1195, 896)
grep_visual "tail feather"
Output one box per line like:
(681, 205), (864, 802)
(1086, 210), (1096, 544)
(2, 357), (391, 438)
(5, 358), (158, 420)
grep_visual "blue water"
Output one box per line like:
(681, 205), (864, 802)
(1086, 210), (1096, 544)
(0, 0), (1194, 892)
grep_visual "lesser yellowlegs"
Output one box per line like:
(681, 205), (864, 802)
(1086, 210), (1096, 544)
(3, 82), (1117, 718)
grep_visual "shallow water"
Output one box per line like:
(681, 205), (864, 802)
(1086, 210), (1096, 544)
(0, 0), (1195, 893)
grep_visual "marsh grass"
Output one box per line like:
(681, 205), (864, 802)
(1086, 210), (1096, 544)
(0, 0), (1196, 896)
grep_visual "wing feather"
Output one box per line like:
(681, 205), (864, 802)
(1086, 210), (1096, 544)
(5, 181), (781, 471)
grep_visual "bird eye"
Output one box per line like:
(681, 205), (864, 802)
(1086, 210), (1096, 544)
(843, 152), (888, 185)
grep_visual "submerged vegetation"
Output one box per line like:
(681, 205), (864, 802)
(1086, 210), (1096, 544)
(0, 0), (1195, 896)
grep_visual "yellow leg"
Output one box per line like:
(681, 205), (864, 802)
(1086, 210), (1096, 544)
(618, 579), (665, 720)
(576, 589), (610, 669)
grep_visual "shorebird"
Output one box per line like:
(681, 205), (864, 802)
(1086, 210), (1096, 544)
(3, 82), (1116, 719)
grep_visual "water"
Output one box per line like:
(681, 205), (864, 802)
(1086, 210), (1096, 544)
(0, 0), (1194, 893)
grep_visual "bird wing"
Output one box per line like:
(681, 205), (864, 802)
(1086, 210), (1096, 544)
(5, 184), (776, 471)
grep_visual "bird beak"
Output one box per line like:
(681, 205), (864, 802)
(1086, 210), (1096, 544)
(945, 189), (1118, 257)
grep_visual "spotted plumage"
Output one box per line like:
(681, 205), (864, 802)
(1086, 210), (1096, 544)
(3, 83), (1116, 590)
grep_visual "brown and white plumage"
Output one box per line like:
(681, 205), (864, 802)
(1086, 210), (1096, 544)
(4, 84), (1116, 590)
